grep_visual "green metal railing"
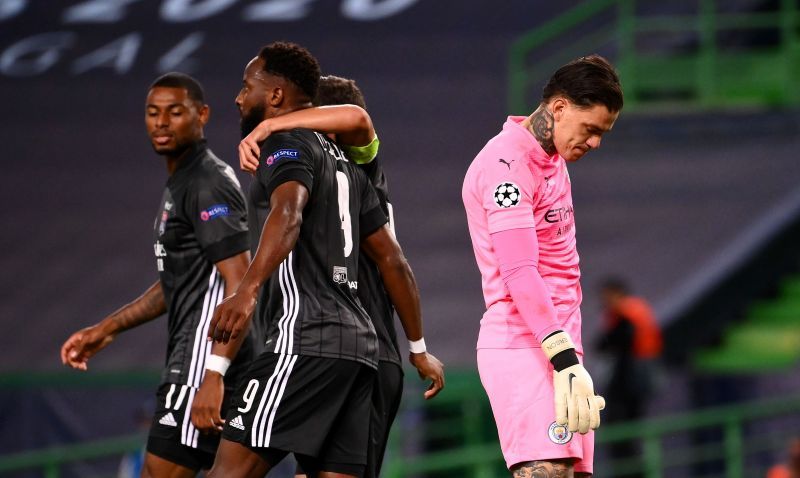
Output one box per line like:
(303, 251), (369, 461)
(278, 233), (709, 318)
(509, 0), (800, 113)
(384, 392), (800, 478)
(0, 370), (159, 389)
(2, 371), (799, 477)
(0, 435), (145, 478)
(695, 276), (800, 373)
(509, 0), (617, 114)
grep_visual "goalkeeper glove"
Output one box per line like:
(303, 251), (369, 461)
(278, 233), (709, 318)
(541, 330), (606, 434)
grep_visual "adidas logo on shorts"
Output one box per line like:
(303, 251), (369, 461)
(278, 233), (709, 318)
(229, 415), (245, 431)
(159, 412), (177, 427)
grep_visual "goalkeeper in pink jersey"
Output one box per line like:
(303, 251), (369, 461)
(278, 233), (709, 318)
(462, 55), (623, 477)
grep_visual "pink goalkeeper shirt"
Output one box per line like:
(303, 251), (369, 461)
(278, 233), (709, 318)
(462, 116), (583, 352)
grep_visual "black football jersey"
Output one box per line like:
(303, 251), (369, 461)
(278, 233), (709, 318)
(247, 129), (387, 368)
(153, 141), (253, 387)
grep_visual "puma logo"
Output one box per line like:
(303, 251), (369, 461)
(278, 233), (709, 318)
(498, 158), (514, 169)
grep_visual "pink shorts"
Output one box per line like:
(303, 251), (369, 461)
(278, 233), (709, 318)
(477, 347), (594, 474)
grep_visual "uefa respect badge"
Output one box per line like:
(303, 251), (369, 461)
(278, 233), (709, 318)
(265, 148), (299, 166)
(200, 204), (230, 221)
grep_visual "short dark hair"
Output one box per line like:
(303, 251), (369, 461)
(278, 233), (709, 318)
(258, 41), (321, 100)
(149, 72), (205, 104)
(542, 54), (623, 112)
(314, 75), (367, 109)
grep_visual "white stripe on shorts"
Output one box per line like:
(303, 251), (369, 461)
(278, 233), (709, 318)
(165, 383), (177, 409)
(180, 386), (199, 448)
(250, 353), (297, 447)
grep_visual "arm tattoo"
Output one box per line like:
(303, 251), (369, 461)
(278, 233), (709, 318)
(528, 107), (556, 156)
(110, 283), (166, 332)
(511, 460), (571, 478)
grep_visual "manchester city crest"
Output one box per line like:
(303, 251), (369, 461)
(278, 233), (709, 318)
(548, 421), (573, 445)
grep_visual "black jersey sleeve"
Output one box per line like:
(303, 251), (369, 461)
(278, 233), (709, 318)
(256, 132), (314, 200)
(359, 176), (388, 238)
(189, 175), (250, 264)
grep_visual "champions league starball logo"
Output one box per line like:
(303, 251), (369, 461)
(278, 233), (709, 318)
(493, 182), (521, 208)
(548, 421), (573, 445)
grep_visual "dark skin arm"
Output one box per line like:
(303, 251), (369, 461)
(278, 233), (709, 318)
(60, 281), (166, 370)
(208, 181), (307, 344)
(191, 250), (251, 433)
(361, 226), (445, 399)
(239, 105), (375, 173)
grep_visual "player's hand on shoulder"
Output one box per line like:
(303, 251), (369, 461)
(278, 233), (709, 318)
(553, 363), (605, 434)
(208, 291), (256, 344)
(238, 120), (274, 174)
(409, 351), (445, 400)
(59, 325), (114, 371)
(191, 373), (225, 433)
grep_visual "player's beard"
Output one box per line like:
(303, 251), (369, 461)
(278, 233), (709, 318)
(240, 104), (267, 139)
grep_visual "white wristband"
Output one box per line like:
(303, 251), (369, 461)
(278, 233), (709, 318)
(205, 354), (231, 376)
(409, 337), (427, 354)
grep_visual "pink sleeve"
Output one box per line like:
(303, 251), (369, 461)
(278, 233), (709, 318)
(491, 227), (561, 342)
(482, 159), (539, 234)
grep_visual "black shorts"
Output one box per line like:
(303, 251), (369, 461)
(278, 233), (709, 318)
(366, 361), (404, 478)
(222, 353), (376, 471)
(146, 383), (233, 471)
(296, 360), (403, 478)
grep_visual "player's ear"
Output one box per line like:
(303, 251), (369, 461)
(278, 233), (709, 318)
(268, 86), (284, 107)
(198, 104), (210, 126)
(551, 97), (568, 122)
